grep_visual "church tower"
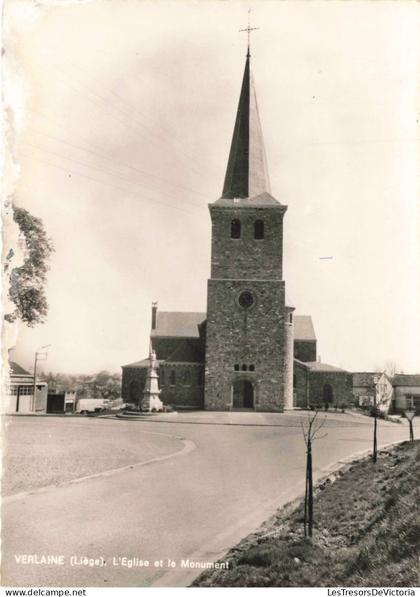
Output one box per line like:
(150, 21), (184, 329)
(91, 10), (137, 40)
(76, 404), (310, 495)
(204, 43), (293, 411)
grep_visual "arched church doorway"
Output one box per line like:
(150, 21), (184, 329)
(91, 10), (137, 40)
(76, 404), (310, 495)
(232, 380), (254, 409)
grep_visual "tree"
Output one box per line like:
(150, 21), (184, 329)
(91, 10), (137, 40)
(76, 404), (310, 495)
(301, 411), (327, 538)
(5, 206), (54, 326)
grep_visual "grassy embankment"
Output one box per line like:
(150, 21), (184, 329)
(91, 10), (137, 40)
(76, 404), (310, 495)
(193, 441), (419, 587)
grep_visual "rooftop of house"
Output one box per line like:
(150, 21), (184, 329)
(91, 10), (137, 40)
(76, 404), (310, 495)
(8, 361), (31, 376)
(392, 374), (420, 387)
(353, 372), (380, 387)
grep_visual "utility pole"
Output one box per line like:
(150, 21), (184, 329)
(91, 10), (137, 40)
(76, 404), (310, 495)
(32, 345), (51, 412)
(307, 435), (314, 537)
(372, 375), (378, 463)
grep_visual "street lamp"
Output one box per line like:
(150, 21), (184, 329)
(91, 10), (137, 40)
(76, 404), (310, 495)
(32, 344), (51, 412)
(405, 409), (415, 442)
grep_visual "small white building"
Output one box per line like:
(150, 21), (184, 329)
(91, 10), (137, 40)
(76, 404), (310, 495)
(4, 361), (48, 414)
(352, 372), (393, 413)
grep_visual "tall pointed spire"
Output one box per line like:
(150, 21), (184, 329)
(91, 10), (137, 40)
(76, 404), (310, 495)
(222, 50), (271, 199)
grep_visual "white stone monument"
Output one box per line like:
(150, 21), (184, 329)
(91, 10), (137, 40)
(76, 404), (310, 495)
(141, 346), (163, 412)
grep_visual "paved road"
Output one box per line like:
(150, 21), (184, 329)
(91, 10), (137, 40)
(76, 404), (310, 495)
(1, 412), (414, 587)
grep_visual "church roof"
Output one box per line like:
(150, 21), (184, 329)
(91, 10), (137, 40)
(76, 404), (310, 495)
(151, 311), (206, 339)
(221, 53), (272, 201)
(294, 315), (316, 342)
(150, 311), (315, 341)
(392, 374), (420, 387)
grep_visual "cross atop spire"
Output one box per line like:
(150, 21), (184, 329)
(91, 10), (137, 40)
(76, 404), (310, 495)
(221, 19), (271, 201)
(239, 9), (259, 57)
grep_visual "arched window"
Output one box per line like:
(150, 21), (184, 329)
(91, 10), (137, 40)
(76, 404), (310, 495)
(170, 370), (176, 386)
(249, 364), (255, 372)
(241, 364), (248, 371)
(231, 219), (241, 239)
(234, 364), (240, 372)
(254, 220), (264, 239)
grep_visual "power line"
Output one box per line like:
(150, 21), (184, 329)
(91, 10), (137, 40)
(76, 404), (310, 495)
(28, 126), (209, 202)
(46, 61), (208, 180)
(21, 151), (204, 219)
(65, 58), (213, 177)
(25, 142), (206, 211)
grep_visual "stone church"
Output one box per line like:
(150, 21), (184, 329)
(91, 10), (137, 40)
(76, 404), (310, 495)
(122, 47), (353, 411)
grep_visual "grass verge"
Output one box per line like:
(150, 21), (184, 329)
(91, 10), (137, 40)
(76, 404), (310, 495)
(192, 441), (419, 587)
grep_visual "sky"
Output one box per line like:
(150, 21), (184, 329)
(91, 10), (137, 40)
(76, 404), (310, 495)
(3, 0), (419, 375)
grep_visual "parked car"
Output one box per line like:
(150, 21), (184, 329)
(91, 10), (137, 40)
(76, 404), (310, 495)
(75, 398), (108, 415)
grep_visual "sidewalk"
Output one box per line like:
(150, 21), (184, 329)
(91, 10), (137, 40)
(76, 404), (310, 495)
(114, 409), (383, 427)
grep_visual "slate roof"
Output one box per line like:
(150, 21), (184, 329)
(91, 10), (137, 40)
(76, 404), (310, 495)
(221, 54), (271, 200)
(392, 374), (420, 387)
(9, 361), (30, 375)
(151, 311), (206, 339)
(294, 316), (316, 342)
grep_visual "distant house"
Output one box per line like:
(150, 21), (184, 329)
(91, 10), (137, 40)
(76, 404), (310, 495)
(392, 374), (420, 414)
(352, 372), (393, 413)
(5, 361), (48, 414)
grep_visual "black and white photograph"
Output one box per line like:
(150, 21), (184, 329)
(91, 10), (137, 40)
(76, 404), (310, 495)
(1, 0), (419, 591)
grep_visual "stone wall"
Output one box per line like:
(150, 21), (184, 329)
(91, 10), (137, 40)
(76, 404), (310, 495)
(159, 363), (204, 408)
(293, 361), (310, 407)
(122, 363), (204, 409)
(293, 364), (353, 409)
(308, 371), (353, 409)
(205, 278), (287, 411)
(209, 205), (286, 280)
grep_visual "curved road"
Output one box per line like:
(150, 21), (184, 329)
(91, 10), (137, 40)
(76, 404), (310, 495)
(1, 412), (413, 587)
